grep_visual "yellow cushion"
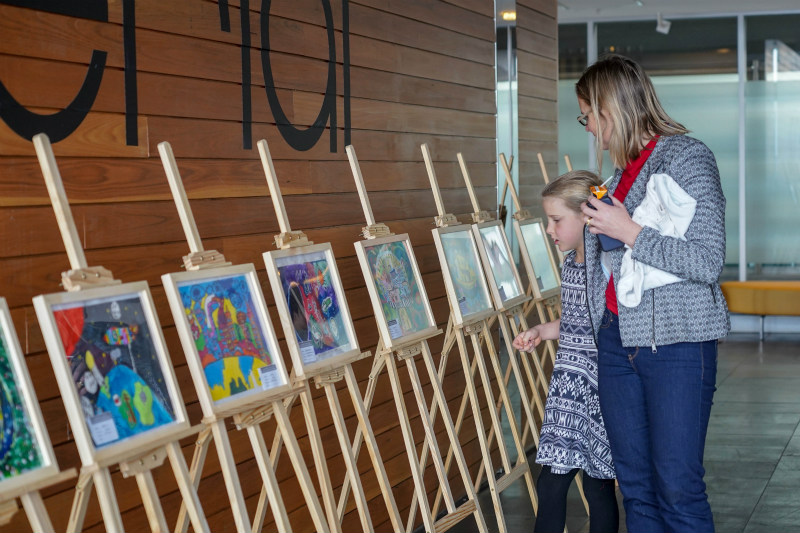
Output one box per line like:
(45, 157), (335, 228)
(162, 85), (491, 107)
(721, 281), (800, 316)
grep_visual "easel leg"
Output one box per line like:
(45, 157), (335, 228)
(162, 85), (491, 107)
(477, 325), (539, 514)
(342, 364), (403, 532)
(19, 491), (55, 533)
(254, 393), (300, 532)
(403, 356), (457, 515)
(418, 341), (489, 533)
(210, 419), (253, 533)
(93, 467), (126, 533)
(166, 441), (210, 533)
(175, 427), (212, 533)
(384, 351), (436, 533)
(497, 315), (543, 465)
(455, 327), (508, 533)
(271, 400), (331, 533)
(322, 382), (374, 533)
(246, 423), (292, 533)
(299, 382), (342, 533)
(135, 470), (169, 533)
(67, 469), (94, 533)
(336, 354), (386, 518)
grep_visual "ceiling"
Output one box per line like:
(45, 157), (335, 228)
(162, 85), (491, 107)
(495, 0), (800, 24)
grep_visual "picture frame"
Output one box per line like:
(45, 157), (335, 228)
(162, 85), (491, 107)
(0, 298), (60, 496)
(33, 282), (190, 466)
(162, 264), (292, 419)
(264, 243), (361, 378)
(432, 225), (495, 327)
(514, 218), (561, 300)
(354, 234), (438, 350)
(472, 220), (528, 311)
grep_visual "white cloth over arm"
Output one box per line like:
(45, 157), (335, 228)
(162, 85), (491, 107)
(617, 173), (697, 308)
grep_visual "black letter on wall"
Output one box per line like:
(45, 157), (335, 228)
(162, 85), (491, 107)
(260, 0), (337, 152)
(0, 0), (110, 142)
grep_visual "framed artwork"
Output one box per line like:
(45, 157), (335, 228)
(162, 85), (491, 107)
(472, 220), (528, 310)
(264, 243), (360, 378)
(162, 264), (291, 418)
(354, 234), (438, 350)
(33, 282), (189, 466)
(0, 298), (59, 496)
(514, 218), (561, 300)
(432, 225), (494, 326)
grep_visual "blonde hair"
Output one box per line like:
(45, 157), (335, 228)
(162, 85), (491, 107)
(542, 170), (603, 213)
(576, 54), (688, 170)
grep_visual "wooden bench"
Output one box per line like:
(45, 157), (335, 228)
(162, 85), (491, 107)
(721, 281), (800, 340)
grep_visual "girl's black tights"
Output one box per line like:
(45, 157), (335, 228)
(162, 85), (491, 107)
(533, 466), (619, 533)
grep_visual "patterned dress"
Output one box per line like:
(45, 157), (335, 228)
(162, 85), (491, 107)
(535, 251), (615, 479)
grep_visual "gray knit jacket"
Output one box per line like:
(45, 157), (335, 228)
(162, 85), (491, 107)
(585, 134), (731, 348)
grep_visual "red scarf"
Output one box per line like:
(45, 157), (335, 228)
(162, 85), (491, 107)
(606, 137), (659, 315)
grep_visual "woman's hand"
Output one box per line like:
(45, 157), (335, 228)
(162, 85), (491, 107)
(581, 195), (643, 247)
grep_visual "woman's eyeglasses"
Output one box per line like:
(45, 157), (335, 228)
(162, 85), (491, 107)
(577, 112), (589, 127)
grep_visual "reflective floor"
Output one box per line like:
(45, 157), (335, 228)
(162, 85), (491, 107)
(446, 335), (800, 533)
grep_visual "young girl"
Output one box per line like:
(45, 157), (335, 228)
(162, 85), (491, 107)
(512, 170), (619, 533)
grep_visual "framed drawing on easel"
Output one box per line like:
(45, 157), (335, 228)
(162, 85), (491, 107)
(0, 298), (59, 496)
(514, 218), (561, 300)
(162, 264), (291, 418)
(472, 220), (527, 311)
(264, 243), (360, 378)
(33, 282), (190, 466)
(432, 226), (494, 327)
(354, 234), (438, 350)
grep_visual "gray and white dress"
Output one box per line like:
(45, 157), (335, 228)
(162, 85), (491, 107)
(535, 251), (615, 479)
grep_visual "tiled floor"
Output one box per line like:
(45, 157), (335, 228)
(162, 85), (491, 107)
(445, 335), (800, 533)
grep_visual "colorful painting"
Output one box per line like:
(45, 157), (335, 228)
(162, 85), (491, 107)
(0, 327), (42, 481)
(520, 222), (559, 294)
(51, 294), (176, 448)
(478, 224), (523, 304)
(274, 250), (354, 364)
(176, 274), (281, 402)
(364, 240), (432, 339)
(439, 230), (492, 318)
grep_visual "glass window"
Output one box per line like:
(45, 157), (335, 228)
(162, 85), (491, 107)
(745, 14), (800, 279)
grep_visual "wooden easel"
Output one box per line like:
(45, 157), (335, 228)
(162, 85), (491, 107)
(499, 154), (588, 515)
(509, 154), (562, 326)
(450, 153), (550, 484)
(346, 144), (488, 533)
(254, 138), (402, 533)
(158, 141), (330, 533)
(418, 144), (537, 532)
(31, 133), (210, 533)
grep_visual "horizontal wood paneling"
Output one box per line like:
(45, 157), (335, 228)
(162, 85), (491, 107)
(1, 1), (558, 531)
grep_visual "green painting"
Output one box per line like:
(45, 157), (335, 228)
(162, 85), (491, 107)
(365, 240), (432, 340)
(0, 329), (42, 481)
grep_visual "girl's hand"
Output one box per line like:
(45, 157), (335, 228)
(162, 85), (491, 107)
(581, 195), (643, 247)
(513, 327), (542, 352)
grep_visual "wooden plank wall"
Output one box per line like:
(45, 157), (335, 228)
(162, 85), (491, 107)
(517, 0), (559, 216)
(0, 0), (557, 531)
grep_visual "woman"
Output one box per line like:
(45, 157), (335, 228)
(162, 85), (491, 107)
(575, 54), (729, 532)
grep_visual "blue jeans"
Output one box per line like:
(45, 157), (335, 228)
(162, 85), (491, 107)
(597, 309), (716, 533)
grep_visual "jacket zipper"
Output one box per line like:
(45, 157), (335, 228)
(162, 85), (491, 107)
(651, 290), (657, 353)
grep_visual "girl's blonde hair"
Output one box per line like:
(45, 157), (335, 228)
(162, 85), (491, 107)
(542, 170), (603, 213)
(576, 54), (688, 170)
